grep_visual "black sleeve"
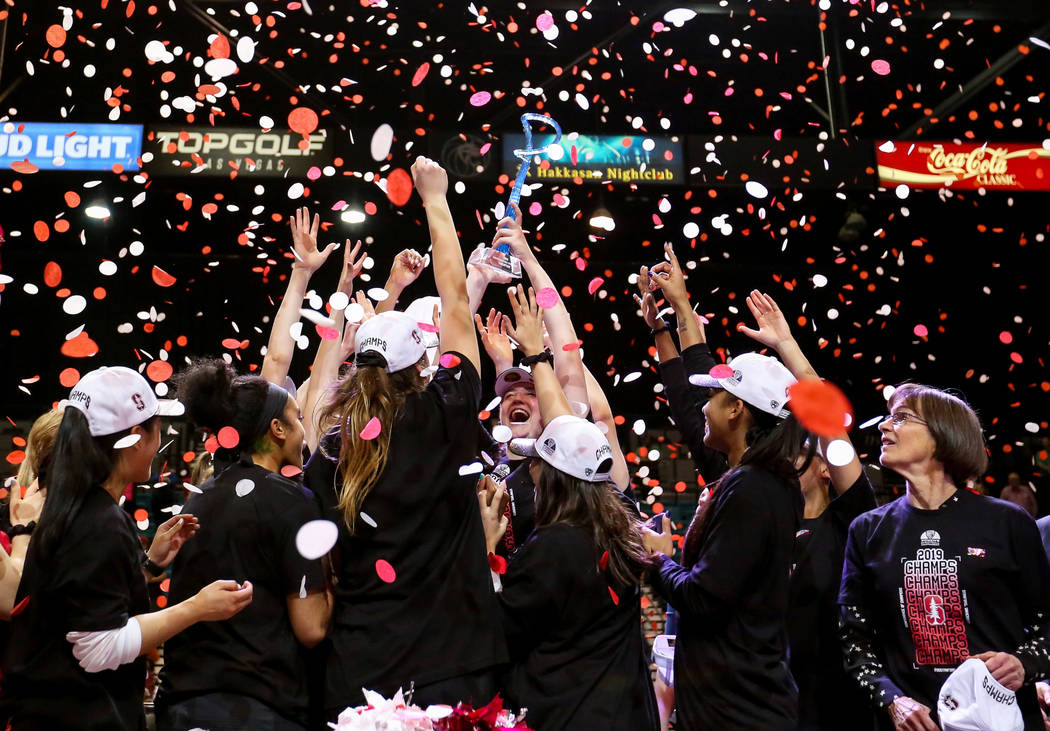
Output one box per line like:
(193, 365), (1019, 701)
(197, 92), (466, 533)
(497, 529), (567, 658)
(648, 472), (765, 621)
(837, 517), (904, 708)
(425, 352), (482, 436)
(278, 486), (328, 597)
(58, 520), (138, 632)
(827, 472), (877, 530)
(658, 344), (727, 482)
(1007, 510), (1050, 683)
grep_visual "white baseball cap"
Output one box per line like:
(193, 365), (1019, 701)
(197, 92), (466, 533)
(354, 311), (428, 373)
(61, 366), (184, 447)
(509, 414), (613, 483)
(403, 296), (442, 349)
(937, 658), (1023, 731)
(688, 352), (796, 419)
(495, 367), (535, 397)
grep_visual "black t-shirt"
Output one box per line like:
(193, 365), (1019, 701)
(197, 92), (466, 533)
(495, 460), (536, 558)
(649, 465), (802, 731)
(156, 461), (326, 724)
(0, 486), (150, 731)
(839, 489), (1050, 729)
(789, 473), (877, 731)
(304, 354), (508, 714)
(499, 523), (659, 731)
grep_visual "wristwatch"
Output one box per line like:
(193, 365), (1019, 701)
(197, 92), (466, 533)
(142, 553), (166, 578)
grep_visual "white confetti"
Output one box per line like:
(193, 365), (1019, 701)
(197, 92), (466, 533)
(235, 479), (255, 497)
(370, 123), (394, 162)
(366, 288), (390, 302)
(360, 511), (377, 528)
(329, 292), (350, 311)
(492, 425), (513, 443)
(296, 519), (339, 559)
(63, 295), (87, 315)
(458, 462), (484, 476)
(744, 180), (768, 199)
(825, 439), (856, 467)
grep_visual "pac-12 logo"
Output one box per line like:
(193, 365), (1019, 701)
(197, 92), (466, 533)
(924, 595), (946, 626)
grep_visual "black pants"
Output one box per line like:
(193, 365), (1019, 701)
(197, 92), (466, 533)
(157, 692), (305, 731)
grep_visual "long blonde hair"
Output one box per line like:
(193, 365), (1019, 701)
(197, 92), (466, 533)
(16, 407), (65, 489)
(320, 361), (425, 532)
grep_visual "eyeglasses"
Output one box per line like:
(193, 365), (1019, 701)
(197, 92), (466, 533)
(884, 412), (928, 428)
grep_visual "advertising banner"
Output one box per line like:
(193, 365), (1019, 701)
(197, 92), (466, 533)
(502, 133), (683, 184)
(876, 140), (1050, 190)
(1, 122), (143, 171)
(145, 127), (332, 177)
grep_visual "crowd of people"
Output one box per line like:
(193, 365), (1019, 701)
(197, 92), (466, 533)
(1, 156), (1049, 731)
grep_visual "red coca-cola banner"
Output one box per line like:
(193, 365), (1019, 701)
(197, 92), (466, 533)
(876, 140), (1050, 190)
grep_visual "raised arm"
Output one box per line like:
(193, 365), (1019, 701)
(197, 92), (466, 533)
(583, 364), (630, 490)
(504, 284), (571, 423)
(497, 203), (589, 416)
(474, 308), (514, 374)
(375, 248), (426, 314)
(739, 290), (862, 493)
(411, 157), (480, 373)
(634, 264), (679, 364)
(649, 243), (705, 351)
(261, 207), (338, 386)
(301, 240), (366, 451)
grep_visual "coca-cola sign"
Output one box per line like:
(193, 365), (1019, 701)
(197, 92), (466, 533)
(876, 140), (1050, 190)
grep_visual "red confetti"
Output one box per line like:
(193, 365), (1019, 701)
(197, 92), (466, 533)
(488, 552), (507, 575)
(536, 12), (554, 31)
(221, 338), (243, 350)
(217, 426), (240, 449)
(871, 59), (891, 76)
(359, 416), (382, 440)
(788, 380), (853, 438)
(134, 509), (148, 522)
(151, 266), (177, 287)
(59, 367), (81, 387)
(999, 331), (1013, 344)
(33, 221), (50, 242)
(411, 61), (430, 87)
(287, 107), (319, 135)
(146, 360), (173, 382)
(316, 325), (340, 340)
(11, 596), (30, 617)
(709, 364), (735, 379)
(599, 550), (609, 570)
(386, 168), (413, 206)
(61, 332), (99, 358)
(11, 159), (39, 174)
(280, 465), (302, 478)
(913, 324), (928, 337)
(469, 91), (492, 107)
(375, 559), (396, 583)
(45, 24), (67, 48)
(418, 322), (440, 333)
(561, 341), (582, 352)
(43, 261), (62, 287)
(208, 34), (231, 59)
(608, 586), (619, 605)
(535, 287), (559, 308)
(5, 450), (25, 465)
(587, 277), (605, 295)
(204, 435), (219, 454)
(439, 353), (462, 368)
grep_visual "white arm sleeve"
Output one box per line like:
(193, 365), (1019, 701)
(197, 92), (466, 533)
(65, 617), (142, 673)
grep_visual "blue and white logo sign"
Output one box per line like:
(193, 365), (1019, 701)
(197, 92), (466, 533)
(1, 122), (143, 171)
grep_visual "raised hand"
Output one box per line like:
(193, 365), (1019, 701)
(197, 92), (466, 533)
(492, 203), (533, 262)
(337, 239), (367, 296)
(476, 475), (509, 555)
(503, 285), (545, 357)
(467, 243), (514, 285)
(410, 156), (448, 202)
(738, 290), (794, 350)
(474, 308), (514, 372)
(632, 265), (666, 329)
(290, 206), (338, 274)
(648, 243), (688, 305)
(388, 248), (426, 290)
(147, 514), (201, 568)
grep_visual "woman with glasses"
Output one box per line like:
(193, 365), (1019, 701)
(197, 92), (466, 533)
(839, 384), (1050, 730)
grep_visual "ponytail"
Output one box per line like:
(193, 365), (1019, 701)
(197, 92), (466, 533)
(319, 360), (425, 533)
(33, 409), (155, 565)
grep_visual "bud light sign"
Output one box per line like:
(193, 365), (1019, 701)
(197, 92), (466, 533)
(1, 122), (143, 171)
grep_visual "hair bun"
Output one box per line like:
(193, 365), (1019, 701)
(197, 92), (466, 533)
(175, 358), (236, 432)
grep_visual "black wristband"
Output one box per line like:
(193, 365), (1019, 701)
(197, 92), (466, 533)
(142, 553), (166, 578)
(650, 321), (669, 337)
(7, 521), (35, 538)
(519, 349), (554, 367)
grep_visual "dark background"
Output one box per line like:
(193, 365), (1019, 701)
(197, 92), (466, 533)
(1, 0), (1049, 520)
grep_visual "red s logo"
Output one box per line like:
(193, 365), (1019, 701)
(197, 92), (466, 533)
(924, 595), (946, 626)
(132, 394), (146, 411)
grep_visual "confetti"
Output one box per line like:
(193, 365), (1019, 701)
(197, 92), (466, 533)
(788, 381), (853, 438)
(385, 168), (413, 206)
(375, 559), (397, 583)
(492, 425), (513, 443)
(488, 552), (507, 574)
(824, 439), (856, 467)
(370, 124), (394, 162)
(469, 91), (492, 107)
(535, 287), (559, 308)
(234, 479), (255, 497)
(151, 266), (176, 287)
(359, 416), (382, 440)
(439, 353), (461, 368)
(295, 519), (338, 559)
(217, 426), (240, 449)
(871, 59), (891, 76)
(287, 107), (319, 135)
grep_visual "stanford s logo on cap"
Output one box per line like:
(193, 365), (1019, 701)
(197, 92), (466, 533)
(132, 393), (146, 411)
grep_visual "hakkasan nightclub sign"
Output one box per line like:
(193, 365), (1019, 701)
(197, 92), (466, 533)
(876, 140), (1050, 191)
(145, 126), (332, 177)
(502, 133), (683, 184)
(1, 122), (143, 171)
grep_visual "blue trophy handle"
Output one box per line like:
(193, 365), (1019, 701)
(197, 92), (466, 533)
(506, 113), (562, 221)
